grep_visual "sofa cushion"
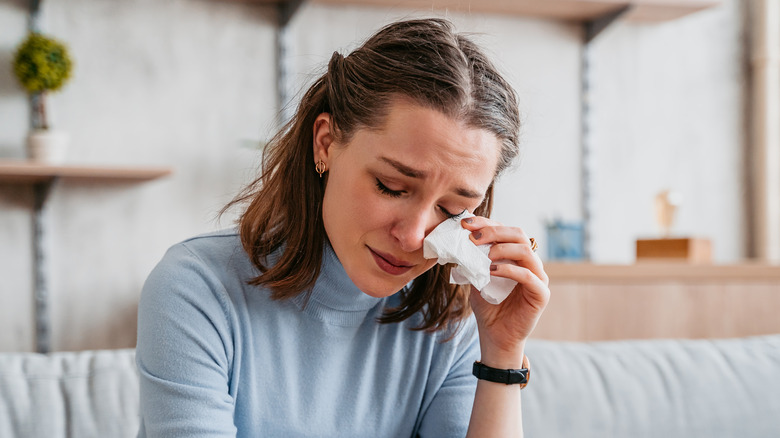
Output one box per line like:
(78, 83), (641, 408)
(522, 334), (780, 438)
(1, 336), (779, 438)
(0, 348), (138, 438)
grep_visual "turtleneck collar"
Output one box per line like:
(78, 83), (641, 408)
(290, 241), (385, 326)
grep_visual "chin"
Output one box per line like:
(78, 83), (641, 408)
(354, 277), (404, 298)
(348, 269), (410, 298)
(353, 263), (437, 298)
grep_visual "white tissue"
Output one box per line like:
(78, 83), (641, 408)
(423, 212), (518, 305)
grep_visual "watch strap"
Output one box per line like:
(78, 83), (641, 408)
(472, 355), (530, 388)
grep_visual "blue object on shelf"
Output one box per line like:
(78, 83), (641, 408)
(546, 220), (585, 261)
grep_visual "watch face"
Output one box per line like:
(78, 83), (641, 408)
(520, 355), (531, 389)
(519, 355), (530, 389)
(518, 377), (528, 389)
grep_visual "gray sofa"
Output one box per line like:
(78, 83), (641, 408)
(1, 335), (779, 437)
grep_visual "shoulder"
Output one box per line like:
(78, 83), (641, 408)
(176, 228), (243, 264)
(150, 228), (255, 282)
(138, 229), (251, 359)
(137, 231), (247, 400)
(140, 228), (252, 326)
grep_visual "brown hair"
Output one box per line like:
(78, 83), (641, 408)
(225, 18), (520, 333)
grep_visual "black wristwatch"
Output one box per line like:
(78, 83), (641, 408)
(472, 355), (530, 388)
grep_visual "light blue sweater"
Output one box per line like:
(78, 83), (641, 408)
(136, 229), (479, 437)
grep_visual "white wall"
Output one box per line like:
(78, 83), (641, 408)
(1, 0), (37, 352)
(0, 0), (745, 351)
(588, 0), (745, 263)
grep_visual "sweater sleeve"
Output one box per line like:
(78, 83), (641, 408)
(415, 320), (480, 438)
(136, 243), (238, 437)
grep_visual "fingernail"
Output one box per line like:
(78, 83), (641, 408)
(464, 218), (474, 224)
(472, 231), (482, 240)
(490, 264), (497, 271)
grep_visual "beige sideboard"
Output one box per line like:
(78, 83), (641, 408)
(534, 263), (780, 341)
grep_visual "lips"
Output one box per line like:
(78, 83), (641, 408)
(368, 247), (414, 276)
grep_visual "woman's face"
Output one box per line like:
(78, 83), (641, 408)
(314, 99), (501, 298)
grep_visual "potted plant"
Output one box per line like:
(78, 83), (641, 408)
(12, 32), (73, 163)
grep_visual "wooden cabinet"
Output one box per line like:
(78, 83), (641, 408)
(535, 263), (780, 341)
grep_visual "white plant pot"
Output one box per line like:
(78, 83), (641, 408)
(27, 130), (70, 163)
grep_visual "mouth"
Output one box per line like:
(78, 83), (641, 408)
(368, 247), (415, 276)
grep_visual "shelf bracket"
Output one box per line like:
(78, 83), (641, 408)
(279, 0), (306, 28)
(584, 5), (633, 44)
(579, 4), (633, 261)
(28, 0), (41, 32)
(276, 0), (308, 125)
(32, 178), (55, 353)
(26, 0), (51, 353)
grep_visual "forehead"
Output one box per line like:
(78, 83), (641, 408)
(350, 99), (501, 182)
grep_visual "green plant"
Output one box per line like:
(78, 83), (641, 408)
(12, 32), (73, 130)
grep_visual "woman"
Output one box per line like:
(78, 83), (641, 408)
(136, 18), (549, 437)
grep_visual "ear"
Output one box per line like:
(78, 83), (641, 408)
(312, 113), (334, 165)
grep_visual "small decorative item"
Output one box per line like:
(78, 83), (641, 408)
(545, 219), (585, 262)
(637, 190), (712, 263)
(654, 190), (683, 237)
(12, 32), (74, 163)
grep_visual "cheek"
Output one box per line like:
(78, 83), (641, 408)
(323, 175), (390, 234)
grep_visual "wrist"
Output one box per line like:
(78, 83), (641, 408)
(478, 340), (526, 369)
(472, 354), (531, 388)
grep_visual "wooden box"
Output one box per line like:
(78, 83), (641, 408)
(636, 238), (712, 263)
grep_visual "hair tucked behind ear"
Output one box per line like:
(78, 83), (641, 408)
(223, 18), (520, 334)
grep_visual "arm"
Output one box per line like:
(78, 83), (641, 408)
(461, 217), (550, 438)
(466, 342), (526, 437)
(136, 244), (238, 437)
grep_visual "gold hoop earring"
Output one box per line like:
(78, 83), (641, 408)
(315, 160), (327, 178)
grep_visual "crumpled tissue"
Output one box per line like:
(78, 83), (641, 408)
(423, 212), (517, 305)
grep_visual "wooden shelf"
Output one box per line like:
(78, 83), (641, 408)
(0, 160), (172, 184)
(232, 0), (721, 22)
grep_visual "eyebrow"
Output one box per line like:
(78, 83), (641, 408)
(381, 156), (425, 178)
(379, 156), (484, 199)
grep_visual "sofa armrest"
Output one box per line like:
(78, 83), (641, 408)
(0, 348), (138, 438)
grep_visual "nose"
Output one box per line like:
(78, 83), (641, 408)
(389, 207), (440, 253)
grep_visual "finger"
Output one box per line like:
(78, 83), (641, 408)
(460, 215), (502, 230)
(468, 224), (531, 247)
(488, 243), (548, 285)
(490, 264), (550, 309)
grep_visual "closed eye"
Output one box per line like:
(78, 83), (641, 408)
(440, 207), (466, 219)
(377, 178), (465, 219)
(375, 178), (404, 198)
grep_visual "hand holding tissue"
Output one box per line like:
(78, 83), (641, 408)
(423, 212), (518, 305)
